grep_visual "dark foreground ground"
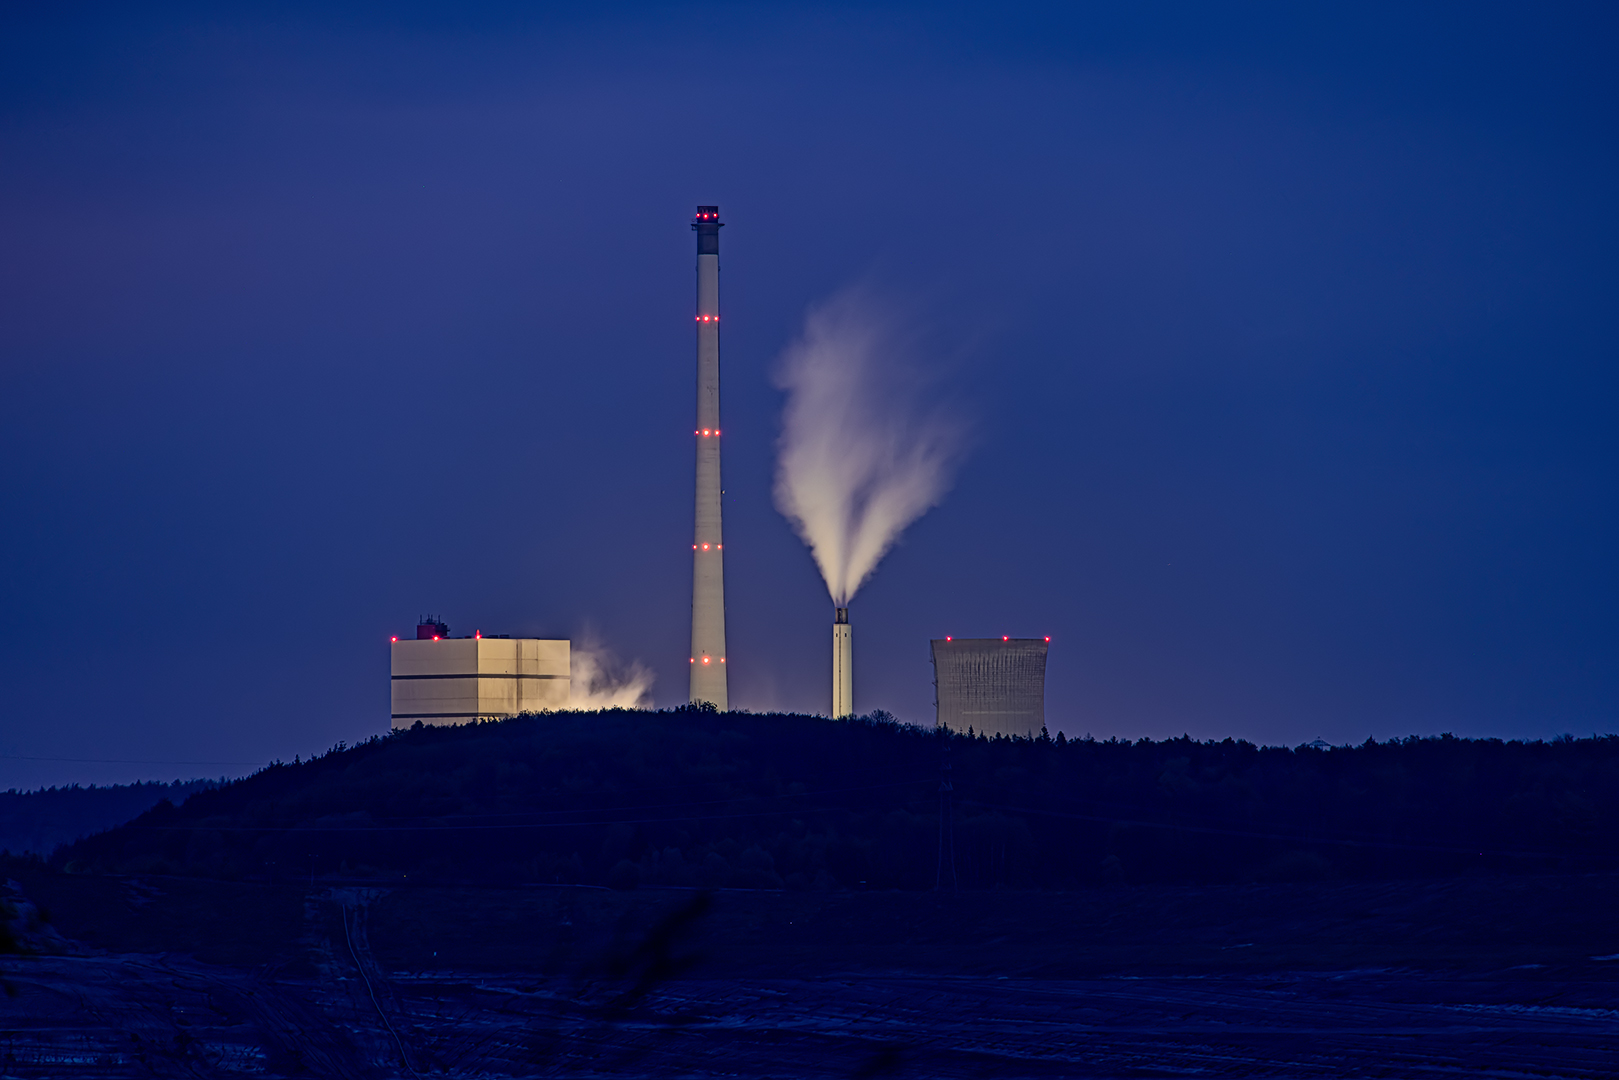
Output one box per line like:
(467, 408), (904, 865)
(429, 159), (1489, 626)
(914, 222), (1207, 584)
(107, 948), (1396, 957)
(1, 872), (1616, 1077)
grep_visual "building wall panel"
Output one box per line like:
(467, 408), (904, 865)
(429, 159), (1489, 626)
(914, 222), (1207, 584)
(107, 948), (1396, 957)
(930, 638), (1049, 738)
(391, 637), (570, 729)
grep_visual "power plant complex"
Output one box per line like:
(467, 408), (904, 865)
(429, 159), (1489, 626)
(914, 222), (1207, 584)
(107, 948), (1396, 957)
(390, 206), (1051, 734)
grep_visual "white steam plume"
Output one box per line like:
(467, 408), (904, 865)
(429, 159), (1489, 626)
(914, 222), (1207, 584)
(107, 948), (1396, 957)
(773, 289), (966, 606)
(569, 636), (654, 710)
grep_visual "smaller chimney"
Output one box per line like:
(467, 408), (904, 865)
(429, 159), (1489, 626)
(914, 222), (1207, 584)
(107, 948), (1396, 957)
(832, 607), (853, 719)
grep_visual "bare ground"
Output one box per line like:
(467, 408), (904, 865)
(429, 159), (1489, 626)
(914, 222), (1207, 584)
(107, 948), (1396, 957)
(0, 873), (1615, 1077)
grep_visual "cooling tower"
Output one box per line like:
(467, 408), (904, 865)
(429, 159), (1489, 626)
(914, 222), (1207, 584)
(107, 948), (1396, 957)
(930, 637), (1049, 737)
(689, 206), (728, 709)
(832, 606), (853, 718)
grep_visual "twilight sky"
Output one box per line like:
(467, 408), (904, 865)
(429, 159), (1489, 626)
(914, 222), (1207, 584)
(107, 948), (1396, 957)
(2, 2), (1615, 789)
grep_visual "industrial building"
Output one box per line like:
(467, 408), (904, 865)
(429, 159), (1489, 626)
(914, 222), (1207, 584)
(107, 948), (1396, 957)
(391, 618), (569, 729)
(930, 637), (1049, 738)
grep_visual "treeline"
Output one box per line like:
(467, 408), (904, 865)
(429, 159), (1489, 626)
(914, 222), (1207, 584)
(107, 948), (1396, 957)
(51, 711), (1619, 890)
(0, 780), (216, 857)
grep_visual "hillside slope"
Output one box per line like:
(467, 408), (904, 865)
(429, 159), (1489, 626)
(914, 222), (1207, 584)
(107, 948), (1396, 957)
(0, 780), (215, 856)
(57, 710), (1619, 889)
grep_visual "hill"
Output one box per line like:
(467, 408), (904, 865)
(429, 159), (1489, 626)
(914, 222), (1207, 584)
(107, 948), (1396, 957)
(0, 779), (215, 857)
(55, 710), (1619, 889)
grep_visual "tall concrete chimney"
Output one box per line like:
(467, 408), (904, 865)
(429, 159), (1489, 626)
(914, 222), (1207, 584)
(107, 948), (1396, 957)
(689, 205), (728, 709)
(832, 606), (852, 718)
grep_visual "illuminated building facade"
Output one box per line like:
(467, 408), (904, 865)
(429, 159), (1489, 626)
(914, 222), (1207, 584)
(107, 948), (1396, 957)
(391, 619), (569, 728)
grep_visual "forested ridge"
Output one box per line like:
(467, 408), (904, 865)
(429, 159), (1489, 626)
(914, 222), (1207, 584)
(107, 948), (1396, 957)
(53, 710), (1619, 890)
(0, 780), (216, 857)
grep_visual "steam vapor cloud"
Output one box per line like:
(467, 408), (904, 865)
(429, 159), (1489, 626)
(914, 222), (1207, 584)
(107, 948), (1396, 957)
(774, 289), (967, 605)
(570, 637), (654, 709)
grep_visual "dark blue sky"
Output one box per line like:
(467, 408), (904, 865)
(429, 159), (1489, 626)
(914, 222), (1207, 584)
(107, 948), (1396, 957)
(2, 2), (1615, 788)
